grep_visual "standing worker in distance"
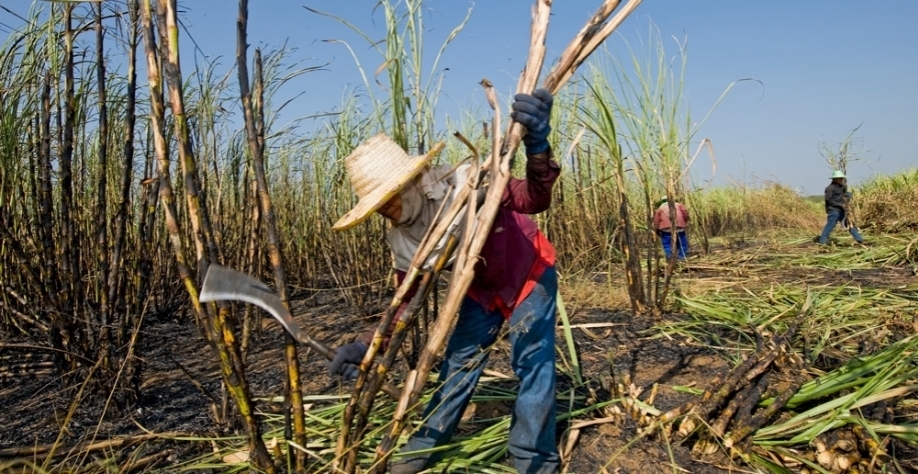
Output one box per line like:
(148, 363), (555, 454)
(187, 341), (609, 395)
(817, 170), (864, 245)
(329, 89), (562, 474)
(653, 196), (690, 260)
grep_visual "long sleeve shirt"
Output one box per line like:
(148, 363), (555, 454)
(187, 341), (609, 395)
(824, 182), (848, 212)
(359, 151), (560, 345)
(653, 202), (689, 231)
(467, 153), (559, 316)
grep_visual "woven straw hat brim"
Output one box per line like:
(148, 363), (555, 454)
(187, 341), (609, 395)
(332, 134), (435, 231)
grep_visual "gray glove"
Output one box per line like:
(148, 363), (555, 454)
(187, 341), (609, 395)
(328, 341), (367, 380)
(511, 88), (553, 155)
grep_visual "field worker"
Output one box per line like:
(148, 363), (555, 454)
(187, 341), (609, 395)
(329, 89), (561, 474)
(817, 170), (864, 245)
(653, 196), (689, 260)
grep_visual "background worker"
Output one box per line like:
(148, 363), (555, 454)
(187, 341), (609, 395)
(653, 196), (689, 260)
(329, 89), (561, 474)
(817, 170), (864, 245)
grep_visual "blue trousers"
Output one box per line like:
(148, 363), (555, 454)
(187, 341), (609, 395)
(659, 229), (688, 260)
(818, 208), (863, 244)
(396, 266), (559, 474)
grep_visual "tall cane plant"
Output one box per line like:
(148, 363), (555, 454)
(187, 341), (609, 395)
(578, 28), (727, 314)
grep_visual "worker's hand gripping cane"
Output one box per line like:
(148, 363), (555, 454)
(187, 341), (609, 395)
(328, 341), (368, 380)
(511, 89), (553, 155)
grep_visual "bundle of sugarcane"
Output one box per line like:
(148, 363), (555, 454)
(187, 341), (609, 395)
(751, 334), (918, 473)
(648, 314), (918, 473)
(332, 1), (645, 472)
(646, 299), (811, 458)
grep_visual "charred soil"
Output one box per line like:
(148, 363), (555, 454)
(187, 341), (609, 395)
(2, 246), (916, 472)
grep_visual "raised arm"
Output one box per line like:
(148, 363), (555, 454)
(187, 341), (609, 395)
(505, 89), (561, 214)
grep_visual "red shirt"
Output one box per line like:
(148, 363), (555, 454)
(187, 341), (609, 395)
(467, 153), (560, 317)
(653, 202), (689, 231)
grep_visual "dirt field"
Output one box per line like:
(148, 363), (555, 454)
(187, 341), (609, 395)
(2, 237), (916, 473)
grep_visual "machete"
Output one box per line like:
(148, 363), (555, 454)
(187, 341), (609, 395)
(199, 264), (335, 359)
(199, 264), (402, 400)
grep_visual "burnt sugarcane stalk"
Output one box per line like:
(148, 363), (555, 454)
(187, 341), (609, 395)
(615, 157), (647, 314)
(645, 375), (721, 438)
(693, 375), (769, 455)
(694, 310), (806, 427)
(724, 375), (806, 449)
(691, 334), (766, 423)
(744, 312), (806, 382)
(237, 1), (306, 469)
(709, 373), (769, 438)
(147, 1), (274, 470)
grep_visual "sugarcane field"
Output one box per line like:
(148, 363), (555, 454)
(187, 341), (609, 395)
(2, 1), (917, 473)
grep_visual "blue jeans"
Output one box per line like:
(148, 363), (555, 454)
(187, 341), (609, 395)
(396, 266), (559, 474)
(818, 208), (863, 244)
(659, 230), (688, 260)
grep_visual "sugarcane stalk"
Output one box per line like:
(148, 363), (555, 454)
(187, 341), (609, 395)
(449, 130), (485, 294)
(694, 308), (806, 426)
(36, 72), (70, 363)
(725, 375), (806, 450)
(709, 372), (768, 438)
(109, 0), (139, 354)
(144, 1), (275, 470)
(746, 311), (806, 380)
(691, 334), (766, 424)
(237, 2), (306, 469)
(615, 154), (647, 314)
(60, 4), (83, 358)
(94, 1), (112, 373)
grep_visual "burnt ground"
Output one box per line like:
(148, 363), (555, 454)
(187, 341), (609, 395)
(1, 239), (916, 473)
(1, 289), (734, 473)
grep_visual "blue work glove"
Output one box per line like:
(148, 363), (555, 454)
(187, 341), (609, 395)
(327, 341), (367, 380)
(511, 88), (553, 155)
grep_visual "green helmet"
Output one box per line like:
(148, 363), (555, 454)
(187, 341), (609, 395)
(830, 170), (846, 179)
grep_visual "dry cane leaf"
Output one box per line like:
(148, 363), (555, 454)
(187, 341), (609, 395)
(561, 428), (580, 461)
(223, 450), (250, 464)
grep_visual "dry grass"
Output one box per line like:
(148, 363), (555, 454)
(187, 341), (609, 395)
(856, 168), (918, 232)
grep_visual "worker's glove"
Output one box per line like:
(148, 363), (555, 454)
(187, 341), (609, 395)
(511, 89), (553, 155)
(328, 341), (367, 380)
(844, 192), (852, 200)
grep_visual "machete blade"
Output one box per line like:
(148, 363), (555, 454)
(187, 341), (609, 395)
(199, 264), (310, 345)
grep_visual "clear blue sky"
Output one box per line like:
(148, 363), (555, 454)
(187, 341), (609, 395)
(3, 1), (916, 194)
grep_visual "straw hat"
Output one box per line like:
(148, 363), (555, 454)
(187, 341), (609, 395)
(332, 133), (435, 231)
(830, 170), (846, 179)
